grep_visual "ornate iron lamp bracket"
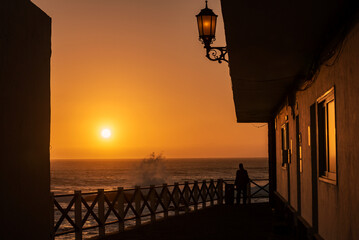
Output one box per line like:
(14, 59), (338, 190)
(205, 46), (228, 63)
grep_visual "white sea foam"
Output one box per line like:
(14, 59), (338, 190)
(132, 152), (169, 186)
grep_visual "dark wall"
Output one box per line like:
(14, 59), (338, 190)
(0, 1), (51, 239)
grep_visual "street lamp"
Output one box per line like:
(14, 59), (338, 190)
(196, 1), (228, 63)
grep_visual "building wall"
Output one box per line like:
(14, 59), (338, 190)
(0, 1), (51, 239)
(275, 106), (298, 212)
(296, 92), (314, 227)
(275, 108), (289, 202)
(275, 22), (359, 240)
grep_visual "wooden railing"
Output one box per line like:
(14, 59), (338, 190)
(51, 178), (269, 239)
(52, 179), (224, 240)
(223, 178), (269, 203)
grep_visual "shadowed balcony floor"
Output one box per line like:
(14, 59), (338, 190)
(103, 203), (294, 240)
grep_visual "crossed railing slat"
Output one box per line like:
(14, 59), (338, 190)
(51, 179), (224, 240)
(249, 180), (269, 198)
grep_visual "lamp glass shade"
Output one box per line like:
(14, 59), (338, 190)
(197, 15), (217, 37)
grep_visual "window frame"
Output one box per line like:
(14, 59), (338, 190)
(316, 87), (337, 183)
(281, 121), (289, 167)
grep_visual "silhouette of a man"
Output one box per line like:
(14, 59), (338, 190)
(235, 163), (249, 204)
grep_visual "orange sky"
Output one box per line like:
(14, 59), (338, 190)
(32, 0), (268, 159)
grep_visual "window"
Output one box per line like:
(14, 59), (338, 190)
(317, 88), (336, 180)
(281, 122), (289, 166)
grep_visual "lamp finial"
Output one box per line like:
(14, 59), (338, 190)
(205, 0), (208, 8)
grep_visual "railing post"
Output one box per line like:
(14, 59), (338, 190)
(162, 184), (169, 219)
(74, 190), (83, 240)
(193, 181), (199, 211)
(202, 180), (207, 209)
(135, 186), (141, 226)
(184, 181), (190, 213)
(210, 179), (214, 206)
(174, 182), (180, 216)
(117, 187), (125, 232)
(218, 179), (223, 205)
(150, 185), (156, 223)
(50, 192), (55, 240)
(98, 189), (105, 238)
(247, 181), (251, 204)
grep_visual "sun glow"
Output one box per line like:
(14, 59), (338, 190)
(101, 128), (112, 139)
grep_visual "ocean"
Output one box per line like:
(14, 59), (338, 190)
(51, 157), (268, 194)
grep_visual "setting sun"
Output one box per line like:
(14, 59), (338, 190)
(101, 128), (112, 139)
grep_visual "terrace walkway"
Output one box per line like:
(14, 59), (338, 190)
(104, 203), (294, 240)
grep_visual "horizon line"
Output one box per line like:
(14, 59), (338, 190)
(50, 156), (268, 161)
